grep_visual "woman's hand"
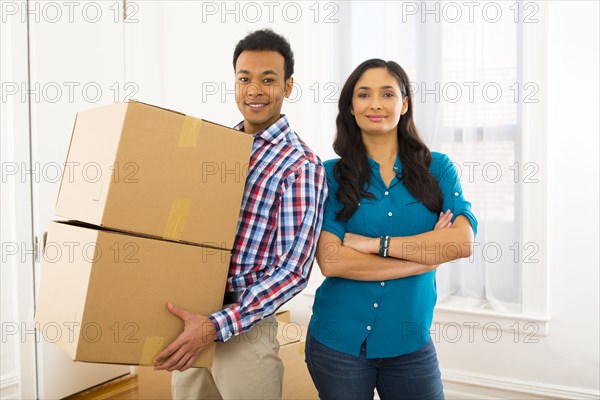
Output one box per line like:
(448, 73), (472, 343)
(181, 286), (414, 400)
(427, 210), (454, 270)
(434, 210), (453, 230)
(343, 232), (379, 255)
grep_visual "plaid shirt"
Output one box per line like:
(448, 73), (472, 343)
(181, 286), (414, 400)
(209, 115), (327, 342)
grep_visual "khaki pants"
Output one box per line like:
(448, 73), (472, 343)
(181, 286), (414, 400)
(172, 314), (283, 400)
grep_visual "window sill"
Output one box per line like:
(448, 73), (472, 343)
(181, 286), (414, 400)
(434, 298), (550, 337)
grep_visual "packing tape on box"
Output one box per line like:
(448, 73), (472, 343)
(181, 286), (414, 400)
(163, 198), (192, 241)
(140, 336), (165, 366)
(178, 116), (203, 148)
(299, 341), (306, 355)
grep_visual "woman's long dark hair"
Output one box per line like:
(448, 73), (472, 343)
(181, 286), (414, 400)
(334, 59), (443, 220)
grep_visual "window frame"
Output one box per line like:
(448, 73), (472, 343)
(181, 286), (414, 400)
(433, 1), (550, 335)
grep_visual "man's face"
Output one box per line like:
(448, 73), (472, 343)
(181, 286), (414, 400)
(235, 50), (293, 135)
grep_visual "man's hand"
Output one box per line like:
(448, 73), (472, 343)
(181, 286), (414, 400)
(153, 303), (218, 372)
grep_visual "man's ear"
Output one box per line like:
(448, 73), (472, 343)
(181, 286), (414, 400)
(284, 77), (294, 98)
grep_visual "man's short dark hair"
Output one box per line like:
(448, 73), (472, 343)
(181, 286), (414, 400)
(233, 29), (295, 80)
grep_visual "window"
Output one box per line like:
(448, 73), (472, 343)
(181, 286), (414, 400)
(344, 1), (549, 329)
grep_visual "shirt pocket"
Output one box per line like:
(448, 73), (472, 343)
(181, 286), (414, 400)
(395, 197), (437, 234)
(347, 196), (382, 237)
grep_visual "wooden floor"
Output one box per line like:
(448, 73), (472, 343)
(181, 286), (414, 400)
(64, 374), (139, 400)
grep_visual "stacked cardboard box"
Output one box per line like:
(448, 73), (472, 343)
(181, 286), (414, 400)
(137, 310), (319, 400)
(279, 323), (318, 400)
(34, 101), (253, 368)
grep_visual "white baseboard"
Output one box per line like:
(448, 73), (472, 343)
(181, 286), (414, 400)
(0, 372), (20, 400)
(442, 369), (600, 399)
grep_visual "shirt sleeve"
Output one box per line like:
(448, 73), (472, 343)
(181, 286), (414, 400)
(208, 161), (328, 342)
(320, 160), (346, 241)
(436, 153), (478, 236)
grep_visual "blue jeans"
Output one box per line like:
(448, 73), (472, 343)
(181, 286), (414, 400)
(305, 331), (444, 400)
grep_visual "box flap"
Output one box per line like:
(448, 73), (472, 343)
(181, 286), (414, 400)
(34, 221), (97, 359)
(54, 114), (78, 211)
(54, 103), (128, 224)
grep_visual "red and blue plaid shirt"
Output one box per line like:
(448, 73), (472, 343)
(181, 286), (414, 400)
(209, 115), (327, 342)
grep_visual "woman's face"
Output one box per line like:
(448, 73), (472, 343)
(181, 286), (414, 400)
(351, 68), (408, 137)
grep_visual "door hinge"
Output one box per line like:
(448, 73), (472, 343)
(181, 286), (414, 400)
(34, 235), (39, 262)
(34, 232), (47, 262)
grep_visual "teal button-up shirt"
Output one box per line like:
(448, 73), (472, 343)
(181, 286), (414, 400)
(309, 152), (478, 358)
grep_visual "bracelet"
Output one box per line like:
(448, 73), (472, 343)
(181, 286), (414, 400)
(379, 236), (391, 257)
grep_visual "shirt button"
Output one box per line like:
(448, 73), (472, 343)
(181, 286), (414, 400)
(358, 202), (361, 206)
(388, 212), (393, 217)
(374, 303), (378, 308)
(380, 282), (385, 286)
(393, 166), (398, 170)
(367, 326), (372, 331)
(384, 191), (389, 196)
(454, 192), (459, 197)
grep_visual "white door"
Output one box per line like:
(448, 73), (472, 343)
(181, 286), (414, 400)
(27, 1), (131, 398)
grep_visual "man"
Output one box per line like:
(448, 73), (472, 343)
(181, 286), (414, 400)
(154, 29), (328, 399)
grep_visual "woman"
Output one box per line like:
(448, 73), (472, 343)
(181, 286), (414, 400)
(305, 59), (478, 400)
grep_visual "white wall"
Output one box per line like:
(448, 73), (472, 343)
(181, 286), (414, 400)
(544, 0), (599, 391)
(0, 203), (20, 398)
(126, 1), (341, 160)
(1, 7), (37, 399)
(436, 2), (599, 397)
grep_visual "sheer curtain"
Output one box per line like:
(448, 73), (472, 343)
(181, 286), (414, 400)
(345, 1), (524, 313)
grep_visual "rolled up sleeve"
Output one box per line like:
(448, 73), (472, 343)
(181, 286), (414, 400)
(436, 153), (478, 236)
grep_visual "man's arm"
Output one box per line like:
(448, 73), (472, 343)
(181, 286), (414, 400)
(154, 161), (327, 371)
(209, 161), (327, 342)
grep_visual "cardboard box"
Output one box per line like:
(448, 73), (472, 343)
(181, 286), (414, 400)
(138, 367), (172, 400)
(280, 336), (319, 400)
(34, 221), (230, 367)
(55, 101), (253, 249)
(276, 310), (291, 323)
(277, 320), (304, 347)
(276, 324), (319, 400)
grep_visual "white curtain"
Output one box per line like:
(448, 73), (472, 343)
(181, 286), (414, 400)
(345, 1), (524, 313)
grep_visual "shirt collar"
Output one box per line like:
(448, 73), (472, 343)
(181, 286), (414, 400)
(367, 155), (404, 176)
(233, 115), (290, 144)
